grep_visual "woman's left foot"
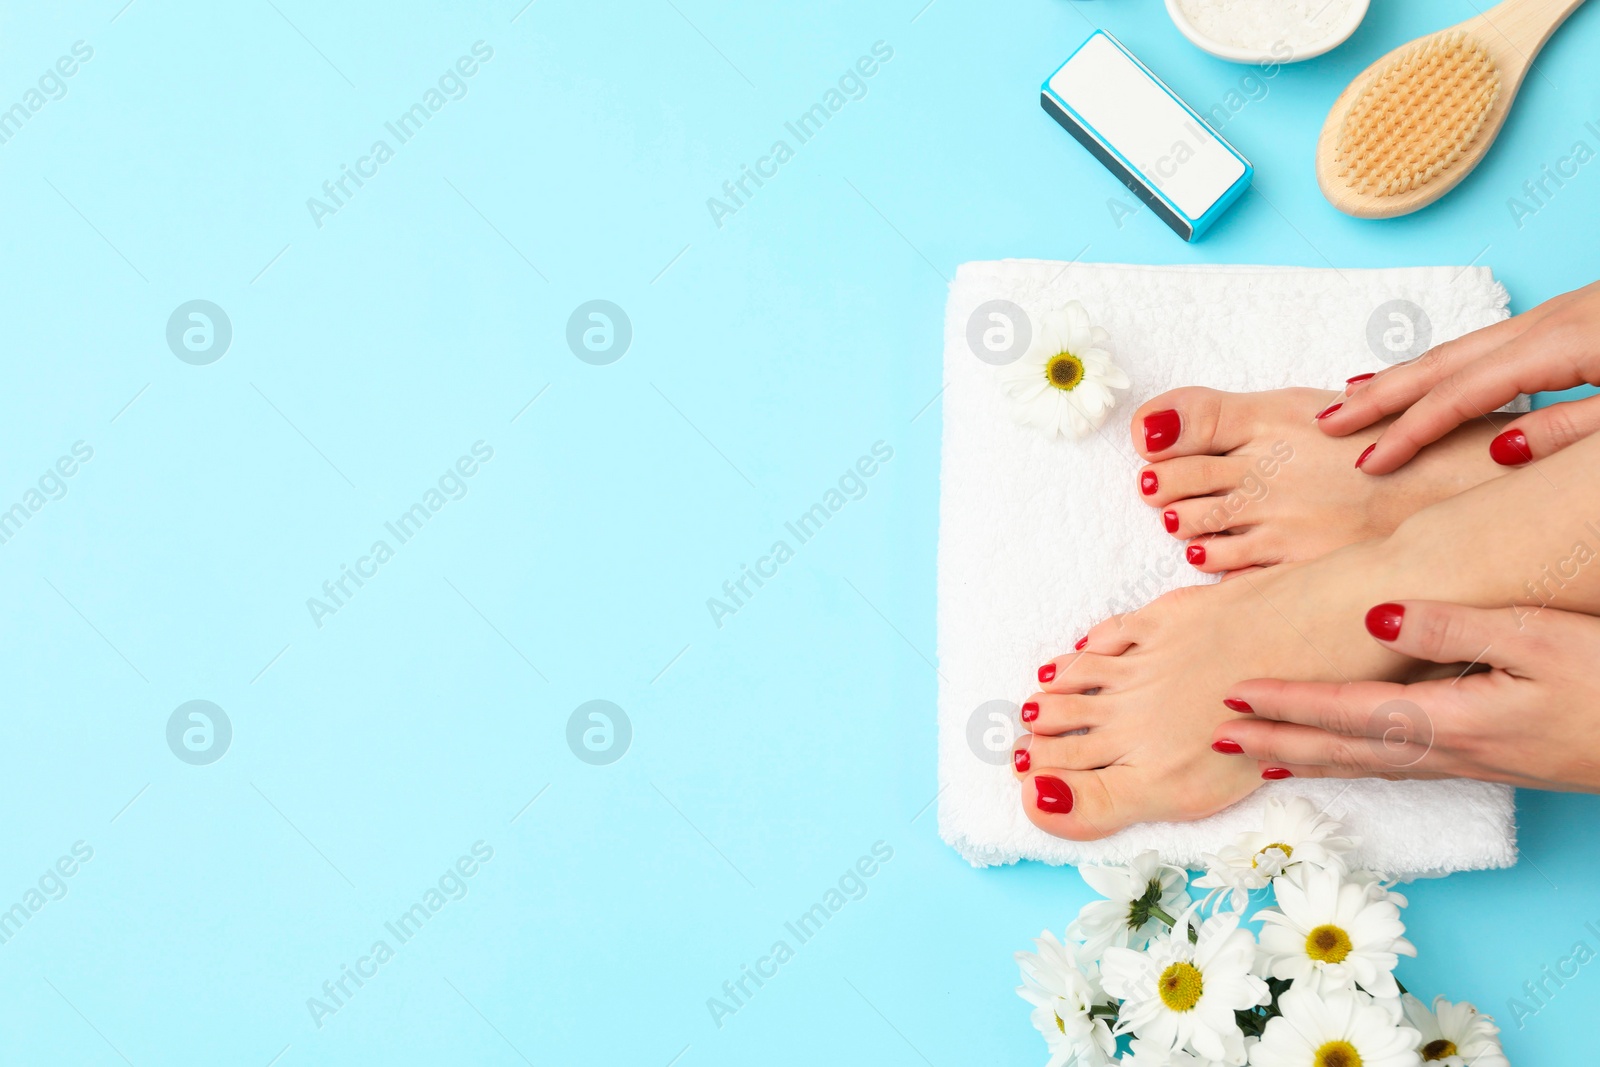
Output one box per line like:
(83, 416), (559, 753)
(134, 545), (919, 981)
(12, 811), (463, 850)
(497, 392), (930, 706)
(1014, 542), (1417, 839)
(1130, 386), (1507, 574)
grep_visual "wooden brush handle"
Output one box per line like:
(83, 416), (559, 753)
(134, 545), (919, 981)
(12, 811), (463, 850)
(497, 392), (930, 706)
(1469, 0), (1590, 71)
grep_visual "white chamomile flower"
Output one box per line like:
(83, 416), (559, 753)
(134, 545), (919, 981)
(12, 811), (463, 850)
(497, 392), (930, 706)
(1196, 798), (1358, 912)
(1124, 1036), (1238, 1066)
(1399, 994), (1508, 1067)
(1347, 870), (1408, 910)
(1249, 985), (1421, 1067)
(1069, 849), (1191, 957)
(1016, 929), (1118, 1067)
(1256, 866), (1416, 1000)
(1102, 906), (1268, 1065)
(998, 300), (1129, 440)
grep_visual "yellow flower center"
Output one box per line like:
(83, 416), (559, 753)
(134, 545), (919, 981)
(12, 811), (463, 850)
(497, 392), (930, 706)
(1421, 1039), (1458, 1061)
(1045, 352), (1085, 391)
(1252, 842), (1294, 868)
(1157, 961), (1204, 1012)
(1055, 1013), (1066, 1033)
(1313, 1040), (1362, 1067)
(1306, 924), (1353, 964)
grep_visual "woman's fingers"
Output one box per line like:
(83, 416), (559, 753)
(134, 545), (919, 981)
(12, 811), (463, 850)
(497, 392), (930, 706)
(1219, 678), (1448, 767)
(1357, 600), (1536, 669)
(1345, 326), (1581, 474)
(1326, 282), (1600, 465)
(1217, 718), (1441, 777)
(1216, 681), (1395, 729)
(1320, 308), (1543, 439)
(1221, 678), (1409, 732)
(1486, 395), (1600, 467)
(1226, 719), (1548, 789)
(1220, 601), (1583, 783)
(1249, 761), (1454, 782)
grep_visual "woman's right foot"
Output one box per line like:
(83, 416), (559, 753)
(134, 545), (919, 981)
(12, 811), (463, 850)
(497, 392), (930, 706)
(1130, 386), (1509, 574)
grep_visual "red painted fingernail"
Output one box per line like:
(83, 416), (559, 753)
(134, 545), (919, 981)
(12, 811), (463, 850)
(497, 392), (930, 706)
(1489, 427), (1532, 466)
(1355, 443), (1376, 469)
(1212, 739), (1243, 754)
(1020, 701), (1040, 723)
(1186, 544), (1206, 566)
(1141, 470), (1159, 495)
(1316, 402), (1343, 420)
(1034, 775), (1074, 813)
(1014, 749), (1031, 773)
(1345, 373), (1376, 386)
(1144, 409), (1180, 452)
(1074, 636), (1088, 651)
(1038, 663), (1056, 683)
(1163, 510), (1179, 534)
(1261, 767), (1294, 780)
(1224, 698), (1253, 713)
(1365, 602), (1405, 641)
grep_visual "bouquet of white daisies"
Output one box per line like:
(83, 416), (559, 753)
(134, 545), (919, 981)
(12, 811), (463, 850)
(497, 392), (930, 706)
(1015, 798), (1508, 1067)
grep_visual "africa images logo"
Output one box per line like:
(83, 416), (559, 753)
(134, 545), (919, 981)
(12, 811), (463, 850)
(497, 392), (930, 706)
(305, 42), (495, 229)
(705, 41), (894, 229)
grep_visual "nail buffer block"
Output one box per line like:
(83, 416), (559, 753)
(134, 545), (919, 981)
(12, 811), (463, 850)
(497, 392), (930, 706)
(1041, 31), (1252, 241)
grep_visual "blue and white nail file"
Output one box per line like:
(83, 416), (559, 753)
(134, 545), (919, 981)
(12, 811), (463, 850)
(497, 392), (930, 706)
(1041, 31), (1252, 242)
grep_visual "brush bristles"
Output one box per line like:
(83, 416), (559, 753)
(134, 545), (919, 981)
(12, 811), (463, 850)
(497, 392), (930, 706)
(1334, 30), (1501, 197)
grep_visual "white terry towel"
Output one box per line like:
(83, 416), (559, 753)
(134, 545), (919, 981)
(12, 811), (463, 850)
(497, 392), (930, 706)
(936, 260), (1520, 877)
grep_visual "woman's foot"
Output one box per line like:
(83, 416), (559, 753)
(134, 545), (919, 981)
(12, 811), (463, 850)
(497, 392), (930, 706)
(1014, 543), (1413, 840)
(1016, 419), (1600, 840)
(1130, 386), (1507, 574)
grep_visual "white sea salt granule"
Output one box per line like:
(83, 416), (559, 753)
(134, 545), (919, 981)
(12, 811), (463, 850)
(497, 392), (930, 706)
(1175, 0), (1354, 52)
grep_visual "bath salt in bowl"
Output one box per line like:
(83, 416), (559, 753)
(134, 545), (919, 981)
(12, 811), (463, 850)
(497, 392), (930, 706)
(1166, 0), (1370, 63)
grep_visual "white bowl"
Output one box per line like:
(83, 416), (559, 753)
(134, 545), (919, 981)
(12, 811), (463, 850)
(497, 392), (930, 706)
(1164, 0), (1370, 63)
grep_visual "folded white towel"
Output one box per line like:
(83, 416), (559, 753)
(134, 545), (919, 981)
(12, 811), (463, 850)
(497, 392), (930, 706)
(936, 260), (1520, 877)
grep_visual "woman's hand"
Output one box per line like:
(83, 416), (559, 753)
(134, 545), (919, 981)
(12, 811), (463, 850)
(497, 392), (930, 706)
(1210, 599), (1600, 792)
(1320, 281), (1600, 474)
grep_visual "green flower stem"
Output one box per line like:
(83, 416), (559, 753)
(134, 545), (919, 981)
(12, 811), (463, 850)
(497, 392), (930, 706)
(1147, 904), (1177, 927)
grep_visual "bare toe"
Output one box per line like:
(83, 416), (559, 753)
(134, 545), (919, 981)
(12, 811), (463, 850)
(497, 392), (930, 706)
(1020, 767), (1155, 840)
(1037, 652), (1130, 694)
(1131, 386), (1259, 460)
(1073, 613), (1146, 658)
(1016, 730), (1121, 774)
(1138, 454), (1250, 509)
(1163, 495), (1251, 539)
(1183, 531), (1279, 573)
(1021, 691), (1113, 735)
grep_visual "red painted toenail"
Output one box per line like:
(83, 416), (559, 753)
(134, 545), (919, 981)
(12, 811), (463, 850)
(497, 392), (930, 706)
(1144, 409), (1180, 452)
(1212, 739), (1243, 754)
(1489, 427), (1532, 466)
(1013, 749), (1031, 773)
(1261, 767), (1293, 780)
(1074, 636), (1088, 651)
(1034, 775), (1074, 813)
(1141, 470), (1159, 495)
(1365, 602), (1405, 641)
(1186, 544), (1206, 566)
(1163, 510), (1179, 535)
(1345, 373), (1376, 387)
(1037, 663), (1056, 683)
(1223, 698), (1253, 713)
(1020, 702), (1039, 722)
(1355, 443), (1376, 469)
(1316, 402), (1343, 419)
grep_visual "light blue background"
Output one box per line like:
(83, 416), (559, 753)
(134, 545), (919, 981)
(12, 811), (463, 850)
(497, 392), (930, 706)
(2, 0), (1598, 1063)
